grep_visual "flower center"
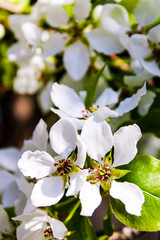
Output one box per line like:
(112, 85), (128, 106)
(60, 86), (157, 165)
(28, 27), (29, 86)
(87, 161), (113, 187)
(81, 105), (109, 119)
(44, 226), (54, 239)
(54, 159), (72, 176)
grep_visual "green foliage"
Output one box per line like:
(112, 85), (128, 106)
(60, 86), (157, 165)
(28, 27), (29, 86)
(119, 0), (140, 13)
(65, 201), (97, 240)
(84, 62), (108, 108)
(110, 155), (160, 231)
(103, 206), (114, 236)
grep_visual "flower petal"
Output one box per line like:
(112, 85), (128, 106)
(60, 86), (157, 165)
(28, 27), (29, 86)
(66, 170), (88, 197)
(51, 82), (85, 118)
(141, 59), (160, 77)
(113, 124), (142, 167)
(86, 28), (125, 55)
(80, 182), (102, 216)
(42, 33), (67, 58)
(49, 118), (77, 158)
(51, 107), (85, 130)
(148, 24), (160, 44)
(96, 87), (120, 107)
(93, 107), (118, 120)
(0, 170), (15, 193)
(81, 117), (113, 162)
(134, 0), (160, 27)
(0, 205), (11, 233)
(129, 34), (151, 59)
(101, 4), (130, 34)
(48, 217), (67, 240)
(18, 150), (55, 179)
(63, 41), (90, 80)
(110, 181), (144, 216)
(21, 22), (41, 47)
(8, 41), (33, 62)
(73, 0), (91, 21)
(30, 177), (64, 207)
(138, 90), (156, 116)
(32, 119), (48, 151)
(46, 4), (69, 27)
(2, 181), (20, 208)
(0, 147), (20, 172)
(115, 83), (146, 116)
(74, 135), (86, 168)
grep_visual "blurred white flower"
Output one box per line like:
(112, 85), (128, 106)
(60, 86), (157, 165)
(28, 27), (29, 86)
(13, 209), (67, 240)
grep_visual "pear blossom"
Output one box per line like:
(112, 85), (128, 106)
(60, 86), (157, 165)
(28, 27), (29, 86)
(18, 118), (86, 207)
(50, 82), (146, 129)
(87, 1), (160, 58)
(128, 25), (160, 77)
(41, 0), (91, 80)
(8, 14), (42, 62)
(13, 209), (67, 240)
(67, 117), (145, 217)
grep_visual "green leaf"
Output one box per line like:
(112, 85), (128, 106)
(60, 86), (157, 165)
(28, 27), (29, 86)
(98, 235), (109, 240)
(65, 202), (97, 240)
(84, 62), (107, 109)
(110, 154), (160, 231)
(119, 0), (140, 13)
(103, 206), (114, 236)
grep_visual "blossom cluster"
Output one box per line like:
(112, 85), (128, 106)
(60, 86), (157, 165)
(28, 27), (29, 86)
(0, 0), (160, 239)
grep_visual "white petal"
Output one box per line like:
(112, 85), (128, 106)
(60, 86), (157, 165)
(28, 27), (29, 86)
(0, 147), (20, 172)
(92, 107), (118, 120)
(134, 0), (160, 27)
(115, 83), (146, 116)
(81, 117), (113, 162)
(8, 41), (33, 62)
(32, 119), (48, 151)
(49, 118), (77, 158)
(138, 90), (156, 116)
(141, 59), (160, 76)
(74, 135), (86, 168)
(30, 177), (64, 207)
(18, 150), (55, 179)
(2, 181), (20, 208)
(101, 4), (130, 34)
(46, 4), (69, 27)
(129, 34), (151, 59)
(86, 28), (125, 55)
(124, 70), (153, 88)
(96, 87), (120, 107)
(21, 22), (41, 47)
(0, 205), (11, 233)
(48, 217), (67, 239)
(63, 41), (90, 80)
(51, 107), (85, 130)
(50, 0), (74, 4)
(42, 33), (67, 58)
(66, 170), (88, 197)
(113, 124), (142, 167)
(51, 82), (85, 118)
(110, 181), (144, 216)
(148, 24), (160, 44)
(80, 182), (102, 216)
(0, 170), (15, 193)
(73, 0), (91, 21)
